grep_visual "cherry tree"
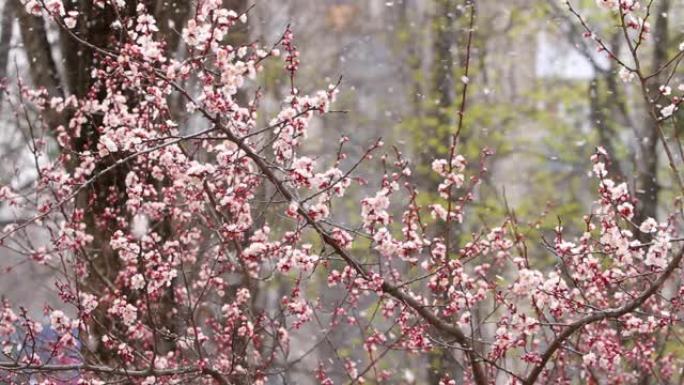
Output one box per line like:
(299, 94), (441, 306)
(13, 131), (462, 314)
(1, 0), (684, 384)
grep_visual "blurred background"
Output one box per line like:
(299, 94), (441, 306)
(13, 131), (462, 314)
(0, 0), (683, 383)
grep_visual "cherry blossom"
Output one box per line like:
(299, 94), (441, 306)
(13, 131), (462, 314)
(0, 1), (683, 385)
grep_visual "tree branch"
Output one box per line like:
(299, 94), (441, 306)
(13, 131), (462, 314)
(0, 362), (232, 385)
(524, 247), (684, 384)
(209, 121), (489, 385)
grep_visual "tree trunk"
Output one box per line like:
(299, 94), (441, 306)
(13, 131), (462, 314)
(15, 0), (196, 367)
(427, 1), (463, 383)
(634, 0), (669, 228)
